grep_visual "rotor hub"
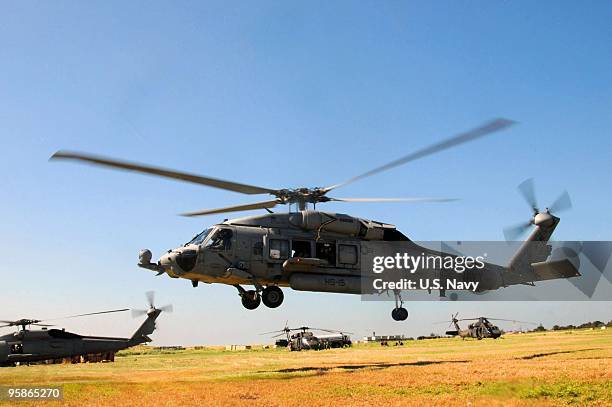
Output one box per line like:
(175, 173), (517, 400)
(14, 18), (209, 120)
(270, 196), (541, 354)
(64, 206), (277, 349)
(533, 211), (554, 227)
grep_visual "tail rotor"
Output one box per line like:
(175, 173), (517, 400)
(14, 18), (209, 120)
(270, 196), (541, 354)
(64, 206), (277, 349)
(504, 178), (572, 240)
(132, 291), (173, 318)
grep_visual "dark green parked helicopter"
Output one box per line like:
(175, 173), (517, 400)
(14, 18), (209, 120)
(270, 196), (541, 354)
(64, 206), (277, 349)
(440, 313), (536, 339)
(0, 292), (170, 367)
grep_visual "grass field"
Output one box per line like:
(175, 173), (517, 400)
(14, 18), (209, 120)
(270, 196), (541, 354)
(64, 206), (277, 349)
(1, 329), (611, 406)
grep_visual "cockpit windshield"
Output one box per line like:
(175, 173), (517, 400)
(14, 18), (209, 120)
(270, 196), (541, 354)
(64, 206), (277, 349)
(186, 228), (212, 245)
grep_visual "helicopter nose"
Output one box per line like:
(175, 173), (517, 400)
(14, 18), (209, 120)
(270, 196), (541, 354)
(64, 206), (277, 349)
(159, 249), (198, 273)
(159, 252), (175, 268)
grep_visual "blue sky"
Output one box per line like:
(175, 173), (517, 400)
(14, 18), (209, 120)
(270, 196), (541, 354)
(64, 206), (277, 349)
(1, 1), (611, 345)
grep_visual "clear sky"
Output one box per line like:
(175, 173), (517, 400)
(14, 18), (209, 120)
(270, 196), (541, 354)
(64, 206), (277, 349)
(1, 1), (611, 345)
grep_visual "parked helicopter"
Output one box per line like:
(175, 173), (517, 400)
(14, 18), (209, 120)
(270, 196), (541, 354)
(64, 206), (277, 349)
(51, 118), (580, 321)
(439, 313), (536, 339)
(0, 292), (170, 367)
(262, 323), (352, 351)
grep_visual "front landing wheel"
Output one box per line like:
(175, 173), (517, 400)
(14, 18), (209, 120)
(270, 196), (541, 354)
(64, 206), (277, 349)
(391, 307), (408, 321)
(241, 290), (261, 310)
(262, 286), (284, 308)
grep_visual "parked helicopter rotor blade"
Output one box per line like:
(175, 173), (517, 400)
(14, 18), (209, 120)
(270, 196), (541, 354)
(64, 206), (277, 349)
(325, 118), (515, 192)
(259, 331), (279, 335)
(45, 308), (130, 321)
(329, 197), (458, 203)
(31, 323), (55, 327)
(448, 313), (458, 328)
(131, 309), (148, 318)
(159, 304), (173, 313)
(518, 178), (538, 212)
(146, 291), (156, 309)
(180, 200), (278, 217)
(260, 329), (288, 335)
(485, 318), (538, 324)
(503, 221), (532, 241)
(50, 151), (278, 195)
(308, 327), (348, 334)
(549, 190), (572, 213)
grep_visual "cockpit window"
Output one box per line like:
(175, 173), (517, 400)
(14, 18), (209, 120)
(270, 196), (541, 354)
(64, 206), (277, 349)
(205, 228), (233, 251)
(187, 228), (212, 245)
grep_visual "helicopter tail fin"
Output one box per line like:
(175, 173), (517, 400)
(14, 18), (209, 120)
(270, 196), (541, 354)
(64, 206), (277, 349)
(507, 215), (559, 274)
(506, 215), (580, 282)
(129, 309), (161, 346)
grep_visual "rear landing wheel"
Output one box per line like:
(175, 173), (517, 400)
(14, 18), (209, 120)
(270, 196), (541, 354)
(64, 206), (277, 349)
(241, 290), (261, 310)
(262, 286), (284, 308)
(391, 307), (408, 321)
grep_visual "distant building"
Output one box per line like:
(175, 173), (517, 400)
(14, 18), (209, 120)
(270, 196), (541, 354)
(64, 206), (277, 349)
(363, 335), (406, 342)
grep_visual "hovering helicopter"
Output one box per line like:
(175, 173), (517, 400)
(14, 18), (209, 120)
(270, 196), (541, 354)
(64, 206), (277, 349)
(51, 118), (580, 321)
(439, 313), (536, 339)
(0, 292), (170, 367)
(262, 323), (352, 351)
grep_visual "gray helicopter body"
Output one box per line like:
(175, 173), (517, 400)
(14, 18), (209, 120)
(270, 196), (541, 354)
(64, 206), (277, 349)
(264, 325), (352, 351)
(287, 331), (352, 351)
(137, 208), (579, 319)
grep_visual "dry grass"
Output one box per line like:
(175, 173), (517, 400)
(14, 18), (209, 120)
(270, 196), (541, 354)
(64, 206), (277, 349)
(1, 329), (611, 406)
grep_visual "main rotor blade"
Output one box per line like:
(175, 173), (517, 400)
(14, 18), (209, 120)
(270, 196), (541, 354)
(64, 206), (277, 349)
(45, 308), (130, 321)
(325, 118), (515, 191)
(518, 178), (538, 211)
(503, 221), (532, 241)
(549, 191), (572, 213)
(180, 200), (278, 217)
(51, 151), (278, 195)
(329, 197), (458, 203)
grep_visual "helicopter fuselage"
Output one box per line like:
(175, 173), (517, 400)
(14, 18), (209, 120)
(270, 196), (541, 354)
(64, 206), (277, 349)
(0, 329), (132, 366)
(138, 209), (578, 320)
(0, 307), (162, 367)
(143, 210), (504, 293)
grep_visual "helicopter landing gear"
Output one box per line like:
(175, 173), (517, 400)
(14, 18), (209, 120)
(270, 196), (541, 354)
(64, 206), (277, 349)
(262, 286), (284, 308)
(241, 290), (261, 310)
(391, 290), (408, 321)
(235, 285), (261, 310)
(391, 307), (408, 321)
